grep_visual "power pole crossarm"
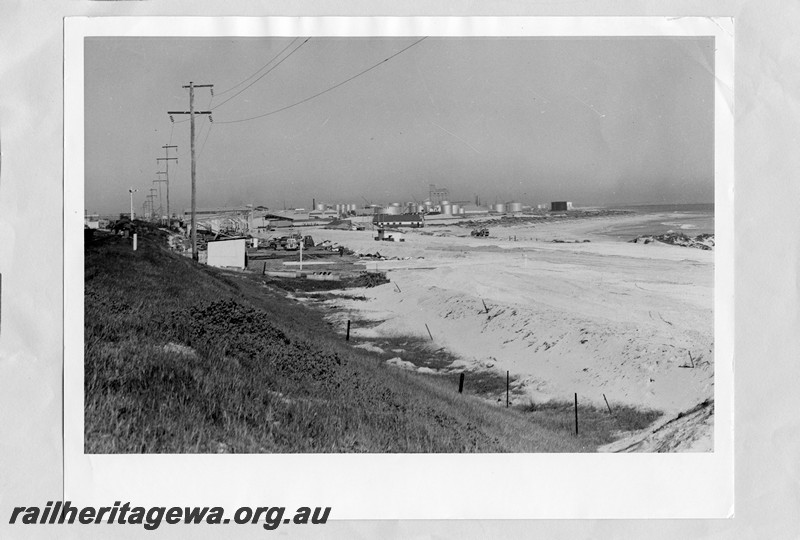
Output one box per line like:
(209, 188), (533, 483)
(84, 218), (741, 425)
(168, 81), (213, 261)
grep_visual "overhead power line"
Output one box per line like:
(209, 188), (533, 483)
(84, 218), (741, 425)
(212, 38), (310, 111)
(197, 122), (214, 162)
(213, 38), (300, 98)
(216, 37), (427, 125)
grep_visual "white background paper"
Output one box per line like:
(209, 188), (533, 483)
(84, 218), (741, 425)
(1, 1), (797, 538)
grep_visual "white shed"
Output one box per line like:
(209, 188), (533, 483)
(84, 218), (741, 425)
(207, 239), (246, 269)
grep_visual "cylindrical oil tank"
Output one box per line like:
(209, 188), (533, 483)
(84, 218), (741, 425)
(385, 204), (403, 215)
(450, 203), (460, 214)
(441, 203), (453, 215)
(493, 203), (506, 213)
(507, 202), (523, 213)
(459, 207), (465, 215)
(316, 203), (325, 211)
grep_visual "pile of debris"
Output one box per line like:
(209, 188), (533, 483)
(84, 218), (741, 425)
(630, 232), (714, 250)
(358, 253), (414, 261)
(348, 271), (390, 288)
(315, 240), (355, 255)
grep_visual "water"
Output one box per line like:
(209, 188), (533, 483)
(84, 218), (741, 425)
(596, 203), (715, 241)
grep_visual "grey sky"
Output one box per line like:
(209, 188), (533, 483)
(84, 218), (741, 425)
(84, 36), (714, 215)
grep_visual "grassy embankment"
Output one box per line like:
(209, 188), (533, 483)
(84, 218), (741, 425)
(85, 227), (660, 453)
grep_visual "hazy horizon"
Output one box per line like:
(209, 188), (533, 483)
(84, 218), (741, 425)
(85, 36), (715, 216)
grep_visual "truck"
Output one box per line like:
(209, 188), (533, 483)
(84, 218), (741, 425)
(267, 235), (299, 250)
(268, 233), (313, 250)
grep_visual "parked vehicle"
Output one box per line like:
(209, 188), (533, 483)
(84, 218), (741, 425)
(266, 233), (309, 251)
(471, 228), (489, 237)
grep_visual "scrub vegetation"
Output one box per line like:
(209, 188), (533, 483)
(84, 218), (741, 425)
(85, 226), (660, 453)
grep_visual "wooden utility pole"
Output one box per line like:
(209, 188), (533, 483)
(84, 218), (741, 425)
(153, 177), (167, 223)
(169, 82), (213, 261)
(146, 191), (157, 221)
(128, 187), (138, 220)
(148, 188), (158, 221)
(157, 144), (177, 227)
(152, 180), (164, 221)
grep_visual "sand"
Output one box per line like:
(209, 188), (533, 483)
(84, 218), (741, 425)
(301, 212), (714, 449)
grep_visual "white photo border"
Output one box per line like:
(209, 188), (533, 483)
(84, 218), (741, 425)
(65, 16), (734, 519)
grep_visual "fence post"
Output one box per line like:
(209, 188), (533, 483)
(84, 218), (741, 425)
(458, 373), (465, 394)
(506, 371), (510, 407)
(603, 393), (613, 415)
(262, 262), (266, 275)
(346, 320), (351, 341)
(574, 393), (579, 435)
(425, 323), (433, 341)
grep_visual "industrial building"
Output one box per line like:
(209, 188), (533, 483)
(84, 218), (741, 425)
(183, 206), (257, 235)
(372, 213), (424, 228)
(429, 183), (449, 205)
(550, 201), (574, 211)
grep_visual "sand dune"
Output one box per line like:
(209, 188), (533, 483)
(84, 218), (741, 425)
(305, 213), (714, 448)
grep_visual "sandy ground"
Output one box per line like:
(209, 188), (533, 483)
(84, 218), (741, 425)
(302, 213), (714, 450)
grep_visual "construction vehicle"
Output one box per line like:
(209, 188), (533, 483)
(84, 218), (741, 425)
(268, 235), (300, 250)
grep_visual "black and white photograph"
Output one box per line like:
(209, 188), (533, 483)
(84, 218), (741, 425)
(83, 31), (718, 454)
(59, 16), (735, 521)
(9, 1), (800, 535)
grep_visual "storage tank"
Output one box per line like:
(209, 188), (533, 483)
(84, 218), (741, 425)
(316, 203), (325, 212)
(507, 202), (523, 213)
(493, 203), (506, 213)
(459, 207), (465, 215)
(385, 204), (403, 215)
(441, 203), (453, 215)
(450, 203), (460, 215)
